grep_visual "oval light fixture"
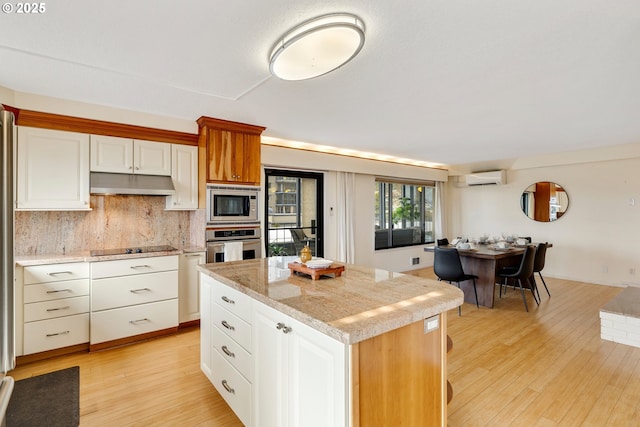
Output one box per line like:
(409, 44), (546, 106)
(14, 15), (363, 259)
(269, 13), (365, 81)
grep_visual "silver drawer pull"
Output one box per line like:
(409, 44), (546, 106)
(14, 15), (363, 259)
(46, 306), (70, 312)
(46, 330), (70, 337)
(185, 253), (202, 257)
(130, 288), (151, 293)
(221, 345), (235, 358)
(221, 320), (235, 331)
(130, 265), (152, 269)
(221, 296), (235, 304)
(48, 271), (73, 276)
(221, 380), (235, 394)
(276, 322), (292, 334)
(129, 318), (150, 324)
(46, 289), (72, 294)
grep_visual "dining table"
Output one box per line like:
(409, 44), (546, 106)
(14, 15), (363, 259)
(424, 244), (540, 308)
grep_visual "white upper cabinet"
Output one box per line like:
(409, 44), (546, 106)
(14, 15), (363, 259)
(90, 135), (171, 176)
(17, 127), (91, 211)
(166, 144), (198, 210)
(134, 139), (172, 176)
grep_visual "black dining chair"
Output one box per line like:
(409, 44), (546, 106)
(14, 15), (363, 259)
(497, 245), (537, 312)
(437, 238), (449, 246)
(433, 247), (479, 315)
(532, 242), (550, 298)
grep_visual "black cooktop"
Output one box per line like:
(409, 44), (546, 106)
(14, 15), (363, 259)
(90, 245), (177, 257)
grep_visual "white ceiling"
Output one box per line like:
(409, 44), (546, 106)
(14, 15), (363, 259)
(1, 0), (640, 168)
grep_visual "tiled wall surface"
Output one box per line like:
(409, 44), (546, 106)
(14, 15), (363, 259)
(600, 310), (640, 349)
(15, 195), (206, 255)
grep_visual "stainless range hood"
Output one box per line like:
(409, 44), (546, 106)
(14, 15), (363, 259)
(90, 172), (175, 196)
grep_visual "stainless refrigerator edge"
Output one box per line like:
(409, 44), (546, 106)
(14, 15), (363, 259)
(0, 106), (16, 425)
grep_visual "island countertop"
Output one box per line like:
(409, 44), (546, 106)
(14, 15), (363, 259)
(198, 256), (463, 345)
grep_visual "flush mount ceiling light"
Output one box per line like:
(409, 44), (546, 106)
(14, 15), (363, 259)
(269, 13), (365, 81)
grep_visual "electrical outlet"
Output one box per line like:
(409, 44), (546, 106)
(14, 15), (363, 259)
(631, 268), (636, 275)
(411, 257), (420, 265)
(424, 315), (439, 333)
(602, 265), (608, 273)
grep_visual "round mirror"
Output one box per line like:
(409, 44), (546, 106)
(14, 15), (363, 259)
(520, 181), (568, 222)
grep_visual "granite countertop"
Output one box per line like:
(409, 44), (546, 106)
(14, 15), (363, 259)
(15, 245), (207, 266)
(198, 256), (464, 345)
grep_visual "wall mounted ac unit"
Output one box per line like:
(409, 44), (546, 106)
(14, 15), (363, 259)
(464, 170), (506, 186)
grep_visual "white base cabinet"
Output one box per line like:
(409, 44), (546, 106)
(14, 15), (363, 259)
(252, 300), (347, 427)
(90, 255), (178, 345)
(200, 273), (347, 427)
(21, 262), (91, 355)
(178, 252), (205, 323)
(201, 275), (253, 427)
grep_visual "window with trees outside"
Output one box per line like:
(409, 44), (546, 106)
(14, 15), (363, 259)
(374, 180), (435, 250)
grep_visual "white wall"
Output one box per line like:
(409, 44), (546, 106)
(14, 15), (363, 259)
(262, 145), (446, 271)
(447, 156), (640, 287)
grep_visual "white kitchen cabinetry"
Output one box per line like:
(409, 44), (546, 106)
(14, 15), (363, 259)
(178, 251), (205, 323)
(16, 127), (90, 211)
(200, 275), (253, 427)
(252, 300), (347, 427)
(21, 262), (90, 355)
(90, 135), (171, 176)
(200, 272), (347, 427)
(90, 255), (178, 347)
(166, 144), (198, 210)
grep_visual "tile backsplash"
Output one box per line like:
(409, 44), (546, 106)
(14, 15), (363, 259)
(15, 195), (205, 255)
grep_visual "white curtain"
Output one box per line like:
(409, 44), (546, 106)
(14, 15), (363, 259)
(435, 181), (447, 241)
(336, 172), (356, 263)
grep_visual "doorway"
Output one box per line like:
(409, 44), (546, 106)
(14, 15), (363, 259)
(264, 169), (323, 258)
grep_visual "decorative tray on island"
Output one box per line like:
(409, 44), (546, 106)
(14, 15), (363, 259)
(288, 259), (345, 280)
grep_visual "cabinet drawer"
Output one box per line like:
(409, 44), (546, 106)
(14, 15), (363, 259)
(24, 262), (89, 285)
(24, 279), (89, 303)
(91, 255), (178, 279)
(212, 303), (251, 352)
(90, 299), (178, 344)
(210, 347), (251, 427)
(24, 296), (90, 322)
(212, 323), (252, 381)
(91, 270), (178, 311)
(23, 313), (89, 355)
(211, 279), (251, 321)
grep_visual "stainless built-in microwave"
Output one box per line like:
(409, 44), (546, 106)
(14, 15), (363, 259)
(206, 184), (260, 224)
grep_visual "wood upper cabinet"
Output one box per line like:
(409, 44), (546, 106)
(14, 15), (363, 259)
(197, 116), (265, 186)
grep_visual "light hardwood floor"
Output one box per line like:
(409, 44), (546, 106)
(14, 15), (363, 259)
(10, 272), (638, 426)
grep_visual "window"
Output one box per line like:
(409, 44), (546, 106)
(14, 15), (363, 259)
(374, 180), (435, 250)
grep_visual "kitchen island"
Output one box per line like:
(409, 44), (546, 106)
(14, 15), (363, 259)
(198, 257), (463, 427)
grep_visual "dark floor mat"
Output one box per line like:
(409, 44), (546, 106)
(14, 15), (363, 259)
(6, 366), (79, 427)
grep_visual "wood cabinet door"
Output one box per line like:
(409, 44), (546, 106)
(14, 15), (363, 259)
(207, 129), (261, 185)
(239, 133), (261, 186)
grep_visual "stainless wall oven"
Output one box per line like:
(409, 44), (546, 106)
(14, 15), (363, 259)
(205, 226), (262, 263)
(206, 184), (259, 225)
